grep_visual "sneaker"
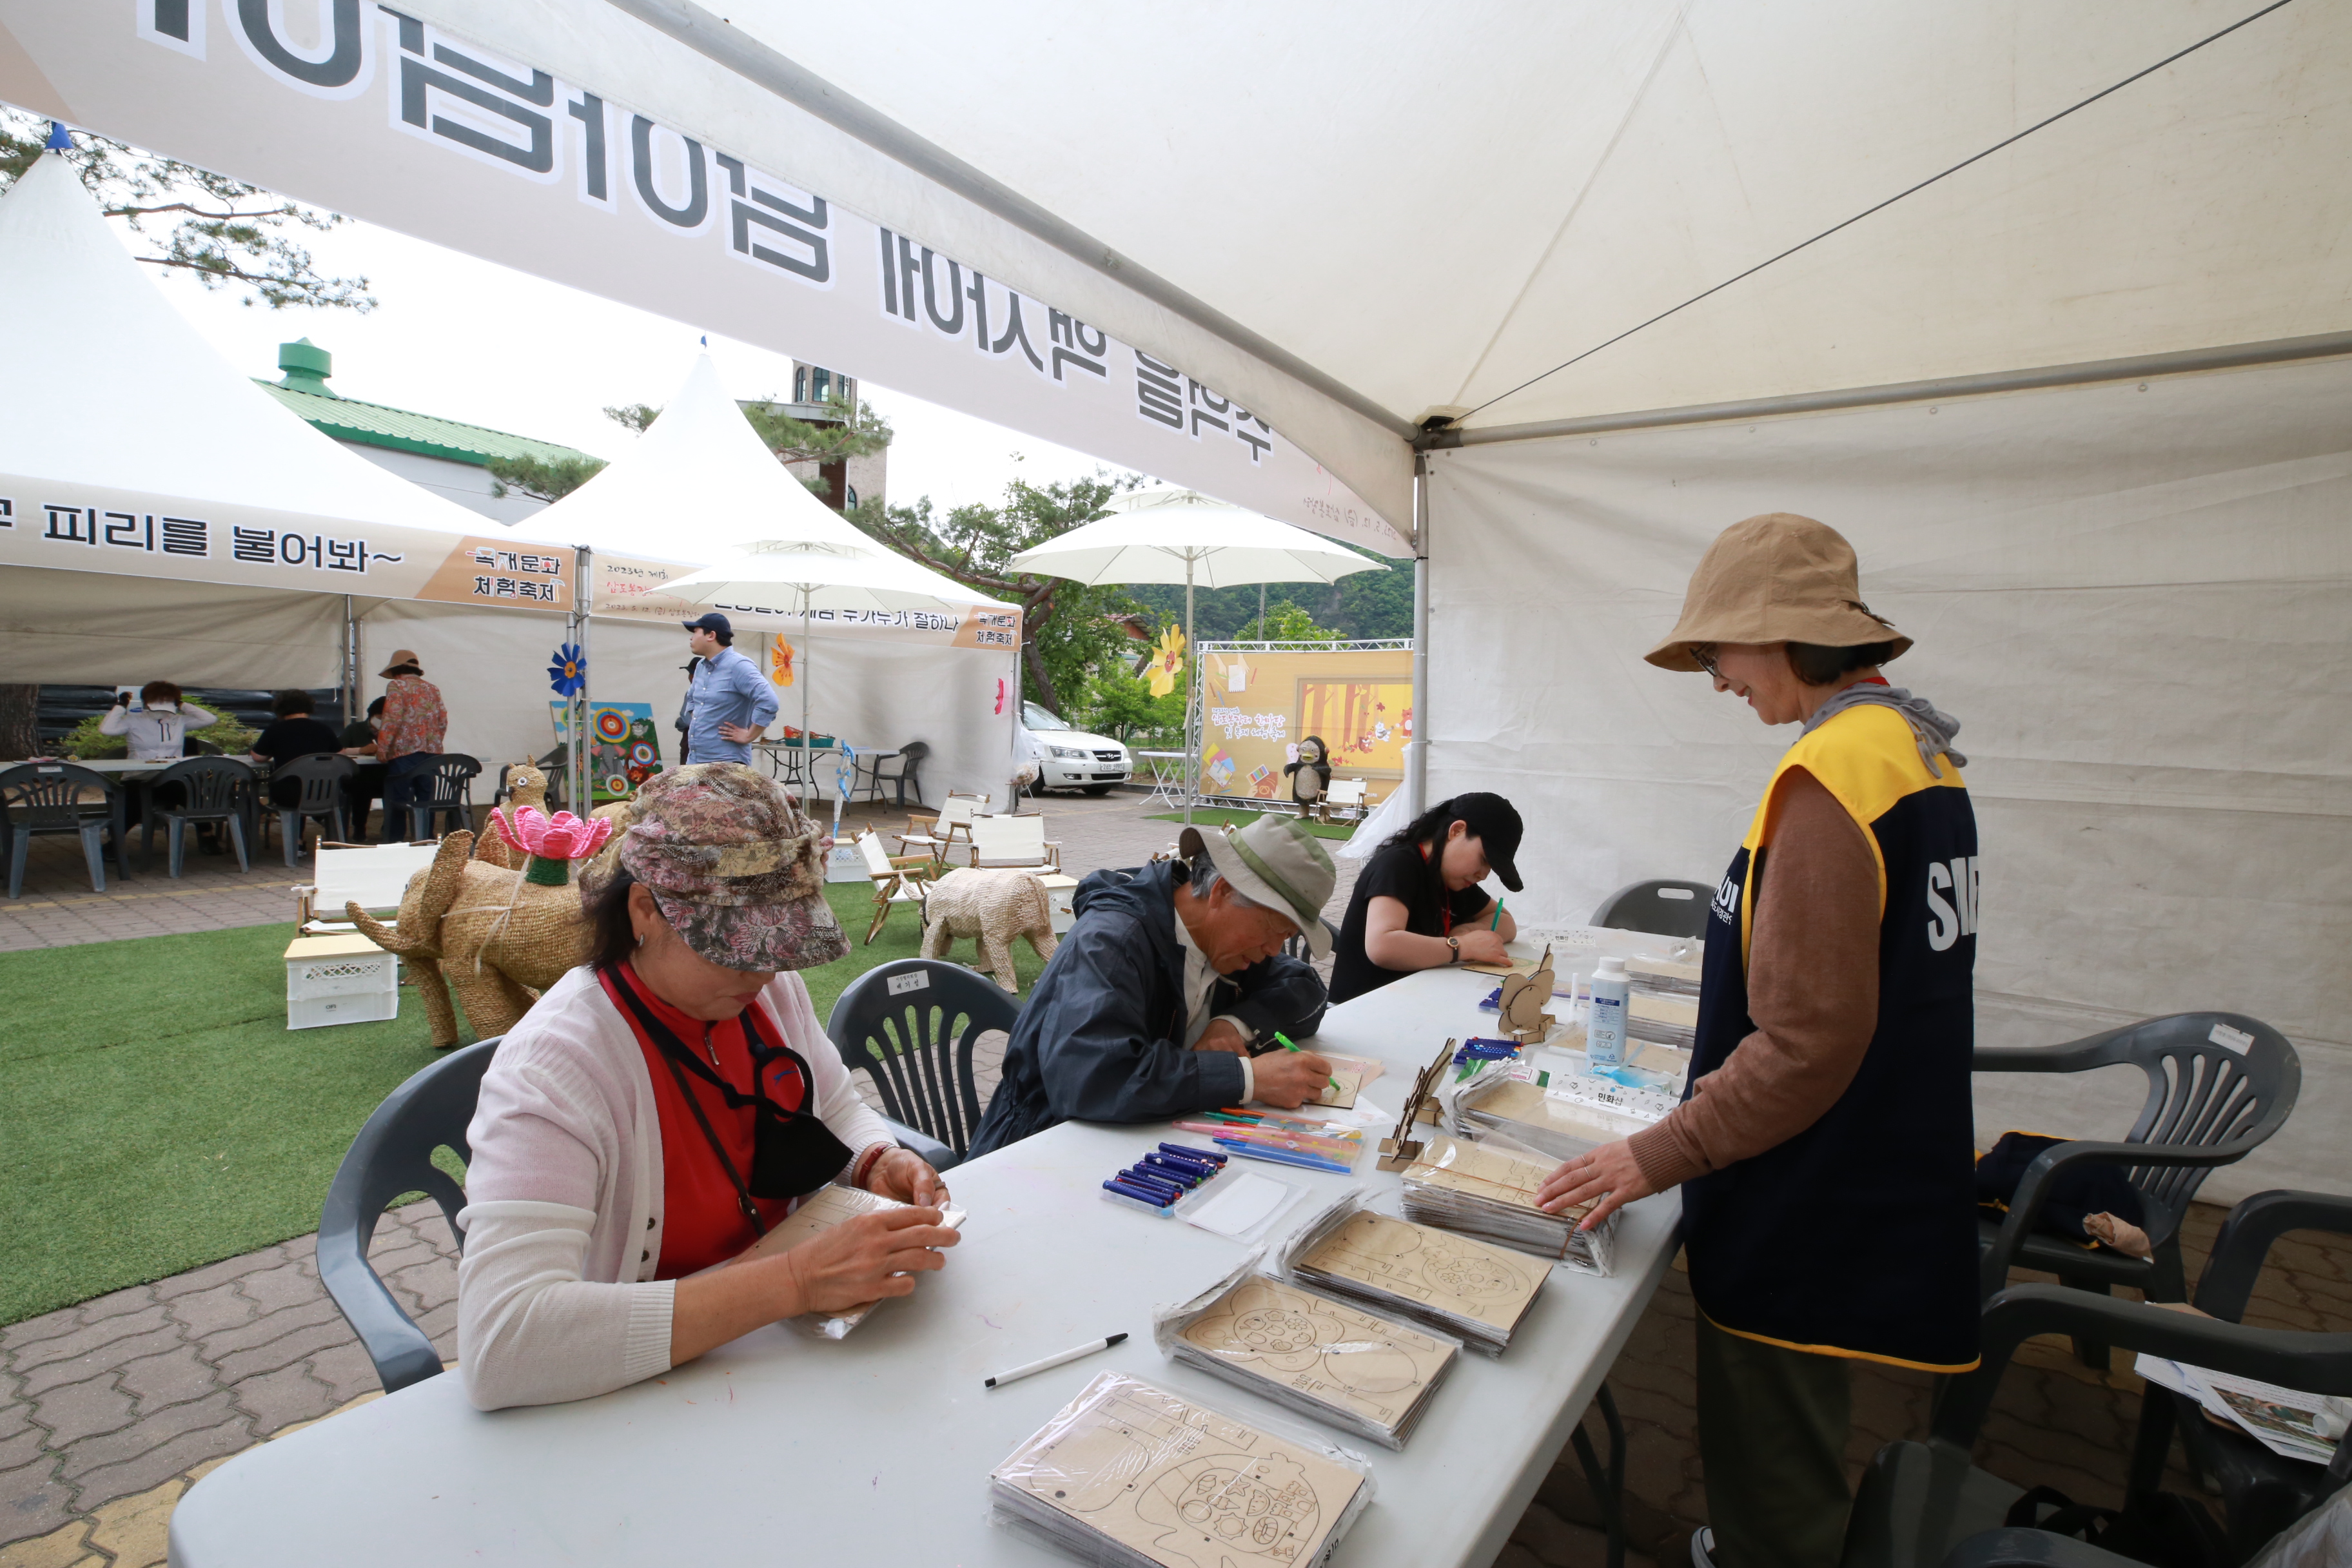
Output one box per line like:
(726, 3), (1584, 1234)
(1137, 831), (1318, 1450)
(1690, 1527), (1718, 1568)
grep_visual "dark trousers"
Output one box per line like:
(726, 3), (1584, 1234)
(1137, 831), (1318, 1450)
(1697, 1311), (1854, 1568)
(380, 754), (435, 842)
(346, 763), (386, 839)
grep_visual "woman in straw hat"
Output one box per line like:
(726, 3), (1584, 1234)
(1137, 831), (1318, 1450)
(1536, 514), (1977, 1568)
(453, 765), (958, 1410)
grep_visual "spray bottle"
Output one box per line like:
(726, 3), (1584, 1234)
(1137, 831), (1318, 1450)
(1586, 956), (1630, 1067)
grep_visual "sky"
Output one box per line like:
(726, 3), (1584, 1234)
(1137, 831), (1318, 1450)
(143, 201), (1130, 516)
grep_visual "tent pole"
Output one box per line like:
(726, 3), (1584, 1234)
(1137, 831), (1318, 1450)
(572, 547), (592, 818)
(799, 584), (813, 810)
(1406, 456), (1429, 818)
(1183, 556), (1197, 828)
(1257, 582), (1266, 637)
(340, 596), (357, 725)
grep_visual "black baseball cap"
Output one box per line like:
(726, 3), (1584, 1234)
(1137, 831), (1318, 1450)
(1446, 792), (1524, 892)
(681, 611), (732, 635)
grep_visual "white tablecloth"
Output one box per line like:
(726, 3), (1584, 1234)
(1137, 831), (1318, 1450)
(169, 965), (1681, 1568)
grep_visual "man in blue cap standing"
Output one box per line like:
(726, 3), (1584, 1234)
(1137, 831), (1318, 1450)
(677, 612), (776, 767)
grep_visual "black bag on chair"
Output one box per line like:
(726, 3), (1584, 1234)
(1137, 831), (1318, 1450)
(2003, 1484), (2231, 1567)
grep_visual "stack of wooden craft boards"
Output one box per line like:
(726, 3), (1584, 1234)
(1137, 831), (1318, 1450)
(1400, 1134), (1616, 1276)
(990, 1372), (1371, 1568)
(736, 1187), (968, 1338)
(1157, 1257), (1458, 1449)
(1283, 1195), (1547, 1355)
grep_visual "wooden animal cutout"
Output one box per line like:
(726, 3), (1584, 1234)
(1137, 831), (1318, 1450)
(1497, 945), (1556, 1044)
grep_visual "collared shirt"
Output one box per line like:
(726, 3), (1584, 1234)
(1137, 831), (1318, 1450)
(681, 645), (778, 767)
(1173, 914), (1254, 1101)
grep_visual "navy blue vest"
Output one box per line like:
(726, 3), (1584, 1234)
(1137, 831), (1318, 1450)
(1683, 703), (1981, 1371)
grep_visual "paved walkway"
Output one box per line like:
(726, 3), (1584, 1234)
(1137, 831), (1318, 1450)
(14, 792), (2342, 1563)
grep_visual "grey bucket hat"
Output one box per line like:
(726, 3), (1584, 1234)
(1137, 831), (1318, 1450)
(1179, 816), (1337, 959)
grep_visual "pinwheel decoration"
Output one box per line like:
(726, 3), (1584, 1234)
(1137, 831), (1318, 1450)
(547, 643), (586, 697)
(1146, 625), (1187, 698)
(493, 805), (616, 886)
(769, 638), (794, 688)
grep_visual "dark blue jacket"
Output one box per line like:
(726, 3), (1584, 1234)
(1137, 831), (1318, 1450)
(966, 859), (1329, 1157)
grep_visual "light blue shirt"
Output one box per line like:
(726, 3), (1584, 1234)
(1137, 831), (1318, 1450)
(680, 645), (776, 766)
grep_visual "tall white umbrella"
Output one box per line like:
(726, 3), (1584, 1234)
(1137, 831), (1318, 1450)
(660, 540), (959, 803)
(1008, 489), (1385, 825)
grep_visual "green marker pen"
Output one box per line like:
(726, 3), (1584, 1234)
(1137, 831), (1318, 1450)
(1273, 1031), (1339, 1093)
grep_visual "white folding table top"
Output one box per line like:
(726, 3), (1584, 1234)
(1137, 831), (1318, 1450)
(170, 966), (1681, 1568)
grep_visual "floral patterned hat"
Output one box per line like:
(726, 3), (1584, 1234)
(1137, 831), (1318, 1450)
(580, 763), (848, 972)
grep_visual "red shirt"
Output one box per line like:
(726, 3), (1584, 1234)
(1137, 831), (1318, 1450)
(599, 964), (811, 1279)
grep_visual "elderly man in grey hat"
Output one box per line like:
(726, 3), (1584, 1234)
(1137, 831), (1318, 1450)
(966, 816), (1338, 1156)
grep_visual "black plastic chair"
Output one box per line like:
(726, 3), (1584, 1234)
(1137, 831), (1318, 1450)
(1589, 879), (1712, 939)
(2126, 1190), (2352, 1558)
(1938, 1529), (2145, 1565)
(406, 754), (481, 839)
(826, 958), (1018, 1170)
(863, 740), (929, 808)
(318, 1037), (500, 1395)
(1841, 1273), (2352, 1568)
(1976, 1015), (2300, 1349)
(1281, 916), (1340, 963)
(270, 753), (353, 867)
(1, 762), (127, 898)
(140, 757), (254, 877)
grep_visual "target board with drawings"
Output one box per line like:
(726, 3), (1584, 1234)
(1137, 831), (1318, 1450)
(549, 701), (666, 803)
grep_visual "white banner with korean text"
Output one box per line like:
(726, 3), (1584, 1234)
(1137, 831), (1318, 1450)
(0, 3), (1409, 556)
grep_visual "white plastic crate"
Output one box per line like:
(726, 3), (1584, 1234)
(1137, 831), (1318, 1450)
(285, 935), (398, 1030)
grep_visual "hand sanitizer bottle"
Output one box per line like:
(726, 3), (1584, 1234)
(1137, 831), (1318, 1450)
(1587, 956), (1630, 1068)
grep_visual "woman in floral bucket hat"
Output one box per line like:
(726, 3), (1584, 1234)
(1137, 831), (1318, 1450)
(453, 765), (959, 1411)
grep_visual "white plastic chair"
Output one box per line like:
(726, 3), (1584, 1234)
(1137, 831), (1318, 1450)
(966, 812), (1061, 870)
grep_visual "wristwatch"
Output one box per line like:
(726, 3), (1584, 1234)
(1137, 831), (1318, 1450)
(1445, 936), (1462, 963)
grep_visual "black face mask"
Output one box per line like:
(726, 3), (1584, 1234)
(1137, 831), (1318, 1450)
(604, 966), (853, 1233)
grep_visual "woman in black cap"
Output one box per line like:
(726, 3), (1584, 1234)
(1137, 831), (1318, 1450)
(1328, 792), (1522, 1004)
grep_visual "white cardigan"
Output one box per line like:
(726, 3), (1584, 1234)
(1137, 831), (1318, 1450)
(455, 965), (895, 1411)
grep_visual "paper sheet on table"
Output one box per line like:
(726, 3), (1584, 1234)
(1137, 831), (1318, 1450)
(1183, 1170), (1297, 1239)
(2133, 1353), (2349, 1464)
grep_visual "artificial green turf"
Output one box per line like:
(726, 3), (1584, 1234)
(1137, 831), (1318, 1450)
(0, 879), (1046, 1325)
(1146, 806), (1360, 842)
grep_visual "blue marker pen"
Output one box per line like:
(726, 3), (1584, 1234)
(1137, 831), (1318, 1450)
(1120, 1168), (1185, 1200)
(1159, 1142), (1226, 1166)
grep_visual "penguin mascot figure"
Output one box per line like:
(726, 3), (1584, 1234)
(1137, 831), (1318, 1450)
(1284, 735), (1334, 819)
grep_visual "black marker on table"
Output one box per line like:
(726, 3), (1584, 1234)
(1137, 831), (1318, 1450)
(984, 1333), (1128, 1390)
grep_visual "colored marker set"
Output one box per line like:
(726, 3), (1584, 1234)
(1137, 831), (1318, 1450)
(1100, 1143), (1228, 1216)
(1456, 1039), (1523, 1064)
(1170, 1108), (1365, 1176)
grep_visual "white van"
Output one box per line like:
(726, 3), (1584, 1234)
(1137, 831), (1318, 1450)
(1017, 701), (1133, 795)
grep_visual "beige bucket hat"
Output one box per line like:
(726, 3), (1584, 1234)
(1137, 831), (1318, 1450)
(1177, 817), (1337, 959)
(1645, 513), (1910, 672)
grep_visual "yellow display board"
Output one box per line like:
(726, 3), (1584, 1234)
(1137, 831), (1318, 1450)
(1197, 645), (1412, 805)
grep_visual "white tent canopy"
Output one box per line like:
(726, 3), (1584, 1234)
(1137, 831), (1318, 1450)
(3, 5), (2346, 1194)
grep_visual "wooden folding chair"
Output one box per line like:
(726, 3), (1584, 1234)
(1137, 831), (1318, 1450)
(965, 811), (1062, 871)
(896, 790), (987, 866)
(857, 830), (936, 945)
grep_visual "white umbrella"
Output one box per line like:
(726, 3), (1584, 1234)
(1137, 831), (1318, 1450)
(661, 540), (959, 803)
(1008, 489), (1385, 824)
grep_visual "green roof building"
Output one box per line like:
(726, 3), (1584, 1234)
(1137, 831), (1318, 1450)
(256, 338), (602, 528)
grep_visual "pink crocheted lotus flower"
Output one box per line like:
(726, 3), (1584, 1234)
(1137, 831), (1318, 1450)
(493, 806), (612, 862)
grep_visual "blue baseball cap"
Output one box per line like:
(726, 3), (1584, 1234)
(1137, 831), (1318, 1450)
(681, 611), (732, 635)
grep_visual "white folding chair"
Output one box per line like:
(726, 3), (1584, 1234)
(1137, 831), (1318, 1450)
(856, 829), (934, 945)
(966, 812), (1062, 871)
(293, 840), (442, 934)
(897, 790), (987, 865)
(1324, 778), (1370, 823)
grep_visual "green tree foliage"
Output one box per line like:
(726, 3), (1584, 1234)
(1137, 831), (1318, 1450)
(1233, 600), (1345, 642)
(1, 113), (371, 311)
(849, 470), (1149, 715)
(487, 455), (607, 504)
(1124, 547), (1414, 642)
(1081, 666), (1186, 745)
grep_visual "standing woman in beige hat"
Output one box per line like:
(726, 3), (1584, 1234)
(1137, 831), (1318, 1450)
(1536, 514), (1978, 1568)
(372, 649), (447, 842)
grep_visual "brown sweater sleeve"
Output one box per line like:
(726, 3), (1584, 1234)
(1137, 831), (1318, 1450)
(1626, 767), (1881, 1190)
